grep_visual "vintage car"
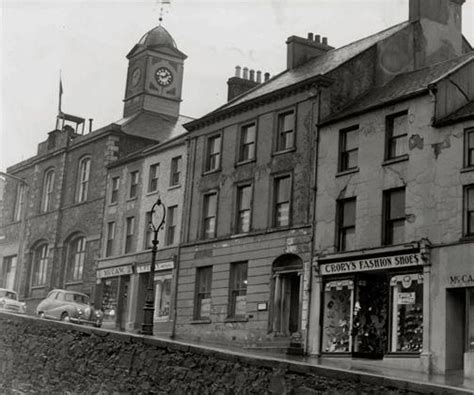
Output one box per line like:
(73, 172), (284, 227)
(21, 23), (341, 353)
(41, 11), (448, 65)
(36, 289), (103, 327)
(0, 288), (26, 314)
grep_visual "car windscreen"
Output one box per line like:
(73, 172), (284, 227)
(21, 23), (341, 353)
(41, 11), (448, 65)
(0, 290), (17, 300)
(64, 293), (89, 304)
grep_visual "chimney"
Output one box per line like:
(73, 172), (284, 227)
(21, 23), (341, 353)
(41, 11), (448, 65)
(409, 0), (465, 67)
(286, 32), (334, 69)
(227, 65), (262, 101)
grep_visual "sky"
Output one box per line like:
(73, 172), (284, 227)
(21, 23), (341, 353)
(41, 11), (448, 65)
(1, 0), (473, 171)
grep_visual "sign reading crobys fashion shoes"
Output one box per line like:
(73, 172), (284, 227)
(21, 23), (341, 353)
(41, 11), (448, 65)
(320, 253), (422, 275)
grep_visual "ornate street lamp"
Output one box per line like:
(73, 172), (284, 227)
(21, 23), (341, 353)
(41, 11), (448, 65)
(142, 197), (166, 335)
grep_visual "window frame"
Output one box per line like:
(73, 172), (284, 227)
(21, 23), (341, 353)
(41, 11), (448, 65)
(464, 128), (474, 168)
(13, 183), (25, 222)
(336, 197), (356, 252)
(124, 216), (135, 254)
(383, 187), (406, 245)
(170, 156), (182, 187)
(66, 236), (86, 283)
(235, 182), (253, 234)
(202, 191), (218, 239)
(32, 244), (48, 287)
(194, 266), (213, 320)
(2, 255), (17, 289)
(41, 169), (55, 213)
(105, 221), (116, 257)
(110, 176), (120, 205)
(165, 205), (178, 245)
(385, 111), (408, 161)
(272, 173), (292, 228)
(77, 156), (91, 203)
(148, 163), (160, 193)
(339, 125), (359, 172)
(464, 185), (474, 237)
(129, 171), (139, 199)
(275, 108), (296, 153)
(238, 121), (257, 163)
(204, 133), (222, 173)
(228, 261), (248, 319)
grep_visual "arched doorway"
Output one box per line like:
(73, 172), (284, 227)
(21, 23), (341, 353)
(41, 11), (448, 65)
(271, 254), (303, 336)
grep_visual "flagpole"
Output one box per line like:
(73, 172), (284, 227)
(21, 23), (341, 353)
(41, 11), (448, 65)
(58, 70), (63, 115)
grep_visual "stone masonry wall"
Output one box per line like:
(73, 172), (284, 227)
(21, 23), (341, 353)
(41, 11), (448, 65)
(0, 312), (467, 394)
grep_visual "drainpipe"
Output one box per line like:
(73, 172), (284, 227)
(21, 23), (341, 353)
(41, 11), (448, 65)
(304, 85), (322, 355)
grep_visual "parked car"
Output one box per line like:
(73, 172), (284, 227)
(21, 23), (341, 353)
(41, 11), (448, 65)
(36, 289), (103, 327)
(0, 288), (26, 314)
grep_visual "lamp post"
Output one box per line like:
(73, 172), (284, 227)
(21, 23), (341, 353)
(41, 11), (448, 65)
(142, 197), (166, 336)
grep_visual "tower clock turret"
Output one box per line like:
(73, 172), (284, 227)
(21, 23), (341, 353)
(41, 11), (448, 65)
(124, 25), (187, 118)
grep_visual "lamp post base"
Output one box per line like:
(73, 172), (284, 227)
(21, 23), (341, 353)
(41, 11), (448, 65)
(142, 301), (155, 336)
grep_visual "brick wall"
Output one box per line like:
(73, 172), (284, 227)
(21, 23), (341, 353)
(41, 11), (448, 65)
(0, 312), (463, 394)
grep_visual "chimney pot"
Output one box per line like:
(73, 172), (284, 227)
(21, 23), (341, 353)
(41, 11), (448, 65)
(315, 34), (321, 43)
(249, 69), (255, 81)
(256, 70), (262, 83)
(243, 67), (249, 80)
(89, 118), (93, 133)
(322, 37), (328, 45)
(235, 66), (241, 78)
(308, 33), (314, 40)
(264, 72), (270, 82)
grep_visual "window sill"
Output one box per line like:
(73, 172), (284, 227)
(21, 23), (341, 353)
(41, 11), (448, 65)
(202, 169), (221, 176)
(235, 159), (256, 167)
(146, 190), (159, 196)
(382, 155), (409, 166)
(126, 197), (138, 202)
(272, 147), (296, 157)
(168, 184), (181, 191)
(64, 280), (83, 286)
(336, 168), (359, 178)
(224, 317), (248, 323)
(108, 202), (118, 207)
(190, 319), (211, 325)
(461, 166), (474, 174)
(30, 285), (46, 290)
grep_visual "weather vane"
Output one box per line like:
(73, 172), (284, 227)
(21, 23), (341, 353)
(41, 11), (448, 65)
(156, 0), (171, 24)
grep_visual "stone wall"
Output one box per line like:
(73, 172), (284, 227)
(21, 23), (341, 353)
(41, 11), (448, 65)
(0, 312), (468, 394)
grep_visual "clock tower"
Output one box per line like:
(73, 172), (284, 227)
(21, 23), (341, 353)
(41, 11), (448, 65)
(124, 25), (187, 118)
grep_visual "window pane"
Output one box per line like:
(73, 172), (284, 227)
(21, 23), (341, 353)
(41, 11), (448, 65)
(238, 211), (250, 233)
(391, 136), (407, 157)
(239, 186), (251, 210)
(469, 290), (474, 350)
(322, 281), (353, 353)
(468, 188), (474, 210)
(346, 150), (358, 170)
(281, 112), (294, 132)
(342, 228), (355, 250)
(392, 114), (408, 137)
(469, 212), (474, 235)
(391, 219), (405, 244)
(342, 199), (356, 228)
(276, 203), (289, 226)
(390, 189), (405, 219)
(390, 275), (423, 352)
(345, 129), (358, 151)
(205, 194), (217, 216)
(276, 177), (290, 203)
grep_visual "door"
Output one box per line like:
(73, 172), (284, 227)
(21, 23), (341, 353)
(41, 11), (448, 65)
(352, 273), (388, 359)
(274, 272), (301, 336)
(118, 276), (130, 331)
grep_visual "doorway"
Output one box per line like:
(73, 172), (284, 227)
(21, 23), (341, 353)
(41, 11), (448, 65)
(352, 273), (388, 359)
(272, 254), (303, 337)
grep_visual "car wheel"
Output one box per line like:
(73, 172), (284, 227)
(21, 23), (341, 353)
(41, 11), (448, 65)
(60, 312), (70, 322)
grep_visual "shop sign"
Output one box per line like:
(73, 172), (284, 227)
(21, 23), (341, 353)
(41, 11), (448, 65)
(136, 261), (174, 273)
(97, 265), (133, 279)
(320, 253), (422, 276)
(397, 292), (416, 304)
(448, 274), (474, 288)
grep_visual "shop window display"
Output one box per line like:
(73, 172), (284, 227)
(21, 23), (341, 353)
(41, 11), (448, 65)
(390, 274), (423, 353)
(102, 278), (119, 325)
(322, 280), (353, 353)
(154, 276), (172, 321)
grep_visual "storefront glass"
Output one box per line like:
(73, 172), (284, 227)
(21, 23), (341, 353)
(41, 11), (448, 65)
(101, 277), (119, 326)
(154, 275), (172, 321)
(390, 274), (423, 353)
(321, 280), (353, 353)
(468, 289), (474, 350)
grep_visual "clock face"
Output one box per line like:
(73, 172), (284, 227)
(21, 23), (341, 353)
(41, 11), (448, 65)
(155, 67), (173, 86)
(131, 67), (141, 87)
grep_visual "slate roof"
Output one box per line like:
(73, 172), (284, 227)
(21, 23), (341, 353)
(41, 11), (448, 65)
(211, 21), (410, 114)
(320, 52), (474, 125)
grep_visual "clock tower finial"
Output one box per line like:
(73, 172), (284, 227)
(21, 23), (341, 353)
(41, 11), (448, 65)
(157, 0), (170, 25)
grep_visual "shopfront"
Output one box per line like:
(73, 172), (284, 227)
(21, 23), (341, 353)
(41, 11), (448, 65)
(96, 264), (133, 331)
(318, 250), (425, 360)
(136, 259), (174, 333)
